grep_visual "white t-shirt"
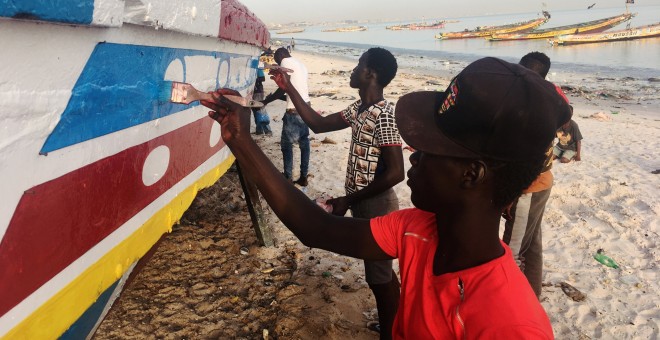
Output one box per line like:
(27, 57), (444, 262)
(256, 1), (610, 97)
(280, 57), (310, 109)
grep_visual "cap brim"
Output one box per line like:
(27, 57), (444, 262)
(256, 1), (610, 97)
(395, 91), (480, 158)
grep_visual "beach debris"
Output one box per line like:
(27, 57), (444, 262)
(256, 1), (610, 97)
(240, 246), (249, 255)
(321, 69), (350, 76)
(322, 271), (332, 278)
(263, 329), (269, 340)
(594, 249), (619, 269)
(588, 112), (612, 121)
(321, 137), (337, 144)
(559, 282), (586, 302)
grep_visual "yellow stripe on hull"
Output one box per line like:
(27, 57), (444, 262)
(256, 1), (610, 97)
(3, 155), (235, 339)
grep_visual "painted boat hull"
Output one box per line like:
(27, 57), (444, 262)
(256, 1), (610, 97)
(489, 13), (635, 41)
(0, 0), (268, 338)
(435, 17), (548, 40)
(551, 22), (660, 45)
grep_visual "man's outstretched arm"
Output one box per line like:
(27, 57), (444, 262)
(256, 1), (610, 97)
(202, 89), (392, 260)
(269, 69), (348, 133)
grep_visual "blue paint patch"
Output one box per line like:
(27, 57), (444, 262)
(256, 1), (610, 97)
(59, 280), (119, 340)
(41, 43), (257, 153)
(0, 0), (93, 24)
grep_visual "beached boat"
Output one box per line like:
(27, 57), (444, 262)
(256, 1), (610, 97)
(323, 26), (368, 32)
(276, 28), (305, 34)
(387, 21), (446, 30)
(435, 15), (549, 40)
(550, 22), (660, 45)
(489, 12), (635, 41)
(0, 0), (268, 338)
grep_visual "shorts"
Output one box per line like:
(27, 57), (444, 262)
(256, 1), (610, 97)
(351, 188), (399, 285)
(553, 145), (576, 160)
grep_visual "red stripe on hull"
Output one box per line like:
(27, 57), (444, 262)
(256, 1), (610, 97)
(0, 118), (225, 316)
(219, 0), (270, 48)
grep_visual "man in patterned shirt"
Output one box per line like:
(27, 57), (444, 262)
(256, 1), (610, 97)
(268, 47), (404, 340)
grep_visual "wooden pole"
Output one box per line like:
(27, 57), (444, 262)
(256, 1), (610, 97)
(235, 161), (274, 247)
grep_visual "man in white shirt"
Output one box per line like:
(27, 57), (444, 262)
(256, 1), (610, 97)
(263, 48), (311, 186)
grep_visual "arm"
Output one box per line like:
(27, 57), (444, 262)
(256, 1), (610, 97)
(262, 88), (286, 106)
(201, 89), (392, 260)
(329, 146), (405, 216)
(574, 140), (581, 161)
(270, 69), (348, 133)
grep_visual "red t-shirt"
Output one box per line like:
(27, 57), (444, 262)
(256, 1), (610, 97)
(371, 208), (554, 339)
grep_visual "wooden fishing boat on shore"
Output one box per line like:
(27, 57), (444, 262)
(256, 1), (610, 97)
(387, 21), (446, 30)
(489, 12), (635, 41)
(0, 0), (268, 338)
(323, 26), (368, 32)
(435, 15), (549, 40)
(550, 22), (660, 45)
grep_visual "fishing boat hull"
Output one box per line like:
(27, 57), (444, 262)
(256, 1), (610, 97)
(435, 17), (548, 40)
(489, 13), (635, 41)
(0, 0), (268, 338)
(550, 22), (660, 45)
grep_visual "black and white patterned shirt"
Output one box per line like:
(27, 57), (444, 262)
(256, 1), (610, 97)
(340, 99), (402, 195)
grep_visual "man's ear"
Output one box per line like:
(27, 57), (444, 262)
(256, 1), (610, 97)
(461, 160), (487, 189)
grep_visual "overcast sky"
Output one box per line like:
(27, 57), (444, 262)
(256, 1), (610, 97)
(240, 0), (659, 24)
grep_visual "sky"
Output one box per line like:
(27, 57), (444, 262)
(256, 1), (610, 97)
(239, 0), (659, 24)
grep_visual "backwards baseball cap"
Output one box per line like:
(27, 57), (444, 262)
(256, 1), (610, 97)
(395, 57), (572, 162)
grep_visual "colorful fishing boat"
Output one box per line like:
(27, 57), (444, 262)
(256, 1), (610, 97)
(489, 12), (635, 41)
(0, 0), (268, 338)
(434, 15), (549, 40)
(550, 22), (660, 45)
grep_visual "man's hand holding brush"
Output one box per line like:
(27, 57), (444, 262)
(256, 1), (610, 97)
(201, 89), (251, 145)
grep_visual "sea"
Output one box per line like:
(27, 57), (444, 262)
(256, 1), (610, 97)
(272, 5), (660, 81)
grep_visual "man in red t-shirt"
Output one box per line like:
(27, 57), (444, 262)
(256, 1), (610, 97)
(202, 57), (571, 339)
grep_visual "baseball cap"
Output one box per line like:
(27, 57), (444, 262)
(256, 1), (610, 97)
(395, 57), (572, 162)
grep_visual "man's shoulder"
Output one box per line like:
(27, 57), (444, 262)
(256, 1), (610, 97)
(380, 208), (436, 232)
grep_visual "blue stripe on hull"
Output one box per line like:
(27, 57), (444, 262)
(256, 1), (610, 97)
(0, 0), (93, 24)
(41, 43), (257, 153)
(59, 280), (119, 340)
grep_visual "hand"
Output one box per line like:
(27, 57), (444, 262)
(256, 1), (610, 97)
(201, 88), (251, 143)
(269, 68), (291, 91)
(327, 196), (350, 217)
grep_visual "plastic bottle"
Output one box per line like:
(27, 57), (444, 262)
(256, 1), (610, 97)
(593, 249), (619, 269)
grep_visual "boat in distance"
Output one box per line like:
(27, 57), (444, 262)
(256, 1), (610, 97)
(387, 20), (446, 30)
(550, 22), (660, 45)
(322, 25), (368, 32)
(489, 12), (635, 41)
(435, 14), (549, 40)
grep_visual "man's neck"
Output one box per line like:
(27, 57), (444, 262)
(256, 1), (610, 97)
(432, 208), (504, 276)
(358, 86), (384, 111)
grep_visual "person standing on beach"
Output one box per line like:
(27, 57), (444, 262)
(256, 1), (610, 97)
(202, 56), (569, 338)
(262, 48), (311, 185)
(502, 51), (570, 298)
(268, 47), (404, 339)
(252, 66), (272, 136)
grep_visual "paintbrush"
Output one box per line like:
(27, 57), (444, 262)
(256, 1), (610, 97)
(159, 81), (264, 108)
(263, 63), (294, 73)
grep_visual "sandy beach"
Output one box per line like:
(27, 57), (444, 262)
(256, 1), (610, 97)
(96, 50), (659, 339)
